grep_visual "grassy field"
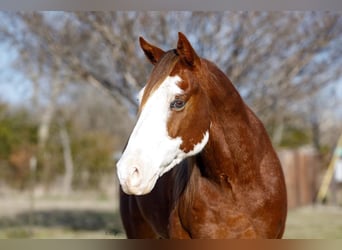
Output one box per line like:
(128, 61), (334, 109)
(283, 205), (342, 239)
(0, 192), (126, 239)
(0, 193), (342, 239)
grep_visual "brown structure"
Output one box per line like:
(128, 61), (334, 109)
(278, 148), (320, 209)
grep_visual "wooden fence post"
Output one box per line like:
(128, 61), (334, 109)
(278, 147), (319, 209)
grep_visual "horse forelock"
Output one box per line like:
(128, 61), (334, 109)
(139, 50), (179, 112)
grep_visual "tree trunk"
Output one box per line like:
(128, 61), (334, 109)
(39, 79), (63, 187)
(59, 124), (74, 196)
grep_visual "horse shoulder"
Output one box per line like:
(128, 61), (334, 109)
(172, 166), (258, 239)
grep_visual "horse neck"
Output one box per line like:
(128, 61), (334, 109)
(197, 62), (266, 185)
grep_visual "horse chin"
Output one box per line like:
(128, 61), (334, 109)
(121, 184), (154, 196)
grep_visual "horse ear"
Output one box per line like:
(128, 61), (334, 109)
(139, 37), (166, 65)
(176, 32), (200, 68)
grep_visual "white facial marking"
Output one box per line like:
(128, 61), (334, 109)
(136, 86), (145, 104)
(116, 75), (209, 195)
(187, 131), (209, 156)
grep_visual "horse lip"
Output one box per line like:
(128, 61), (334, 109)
(122, 184), (153, 196)
(121, 172), (159, 196)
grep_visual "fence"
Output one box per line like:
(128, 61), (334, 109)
(277, 147), (321, 209)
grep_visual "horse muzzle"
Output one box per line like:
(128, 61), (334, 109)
(116, 162), (158, 196)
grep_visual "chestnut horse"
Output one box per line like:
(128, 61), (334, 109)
(116, 32), (287, 239)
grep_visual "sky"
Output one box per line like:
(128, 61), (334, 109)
(0, 42), (32, 105)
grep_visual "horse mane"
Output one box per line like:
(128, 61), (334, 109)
(201, 59), (248, 116)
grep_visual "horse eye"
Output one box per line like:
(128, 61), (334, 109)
(170, 99), (185, 111)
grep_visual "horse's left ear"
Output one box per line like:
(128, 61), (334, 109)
(139, 37), (166, 65)
(176, 32), (201, 68)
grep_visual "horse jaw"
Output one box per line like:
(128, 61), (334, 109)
(116, 75), (209, 195)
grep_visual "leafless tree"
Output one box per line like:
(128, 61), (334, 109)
(0, 11), (341, 157)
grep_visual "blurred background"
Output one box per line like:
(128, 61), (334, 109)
(0, 11), (341, 238)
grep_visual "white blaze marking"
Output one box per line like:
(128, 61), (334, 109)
(116, 75), (209, 195)
(136, 86), (145, 104)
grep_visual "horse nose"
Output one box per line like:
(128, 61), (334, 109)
(126, 166), (141, 187)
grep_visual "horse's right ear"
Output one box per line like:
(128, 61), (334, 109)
(139, 37), (165, 65)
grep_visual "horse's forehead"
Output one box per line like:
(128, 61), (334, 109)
(140, 52), (205, 111)
(140, 56), (184, 108)
(145, 63), (192, 96)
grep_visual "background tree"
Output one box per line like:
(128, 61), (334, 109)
(0, 11), (341, 191)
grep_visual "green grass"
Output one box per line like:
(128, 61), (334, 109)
(0, 207), (125, 239)
(283, 205), (342, 239)
(0, 226), (125, 239)
(1, 195), (342, 239)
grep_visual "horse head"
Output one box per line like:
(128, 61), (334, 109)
(117, 32), (211, 195)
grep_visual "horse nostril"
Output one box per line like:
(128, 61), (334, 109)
(128, 166), (141, 187)
(132, 167), (139, 177)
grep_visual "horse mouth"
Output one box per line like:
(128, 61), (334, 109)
(120, 172), (159, 196)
